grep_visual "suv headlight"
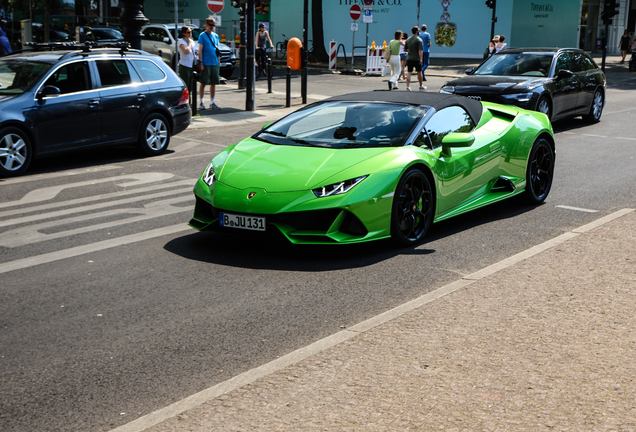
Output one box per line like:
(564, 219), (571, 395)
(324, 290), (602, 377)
(312, 176), (368, 198)
(440, 85), (455, 94)
(501, 93), (532, 102)
(202, 161), (216, 185)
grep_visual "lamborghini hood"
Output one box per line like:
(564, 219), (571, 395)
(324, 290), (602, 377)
(216, 138), (390, 192)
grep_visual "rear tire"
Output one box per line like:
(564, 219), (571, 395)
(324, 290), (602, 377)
(391, 168), (434, 246)
(137, 113), (170, 156)
(582, 89), (603, 123)
(0, 127), (32, 177)
(524, 138), (554, 204)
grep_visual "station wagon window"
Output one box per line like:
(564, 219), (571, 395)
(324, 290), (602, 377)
(43, 61), (91, 95)
(132, 59), (166, 82)
(95, 60), (135, 87)
(424, 106), (474, 148)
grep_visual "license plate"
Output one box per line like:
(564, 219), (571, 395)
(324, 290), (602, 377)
(219, 212), (266, 231)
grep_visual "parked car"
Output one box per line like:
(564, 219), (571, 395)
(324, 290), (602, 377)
(189, 92), (555, 245)
(83, 26), (125, 43)
(440, 48), (606, 123)
(0, 43), (191, 177)
(141, 24), (236, 79)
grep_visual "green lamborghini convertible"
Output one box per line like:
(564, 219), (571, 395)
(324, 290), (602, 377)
(189, 92), (555, 245)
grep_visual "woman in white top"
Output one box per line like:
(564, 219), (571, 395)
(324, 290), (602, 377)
(399, 32), (407, 80)
(495, 34), (507, 52)
(178, 26), (197, 92)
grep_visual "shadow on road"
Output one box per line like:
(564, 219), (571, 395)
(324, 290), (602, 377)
(164, 196), (540, 271)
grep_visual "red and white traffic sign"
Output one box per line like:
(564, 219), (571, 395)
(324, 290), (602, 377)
(207, 0), (224, 14)
(350, 4), (361, 21)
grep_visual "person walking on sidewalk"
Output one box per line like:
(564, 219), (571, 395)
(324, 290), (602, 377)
(619, 30), (630, 63)
(198, 17), (221, 110)
(399, 32), (408, 80)
(405, 26), (425, 91)
(419, 24), (431, 81)
(387, 30), (402, 90)
(178, 26), (196, 95)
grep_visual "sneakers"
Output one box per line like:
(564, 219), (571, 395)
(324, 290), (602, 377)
(388, 81), (393, 91)
(199, 102), (206, 110)
(419, 86), (427, 91)
(210, 102), (221, 110)
(406, 87), (411, 91)
(393, 85), (399, 90)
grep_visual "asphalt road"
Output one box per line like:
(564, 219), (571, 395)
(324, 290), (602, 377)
(1, 69), (635, 432)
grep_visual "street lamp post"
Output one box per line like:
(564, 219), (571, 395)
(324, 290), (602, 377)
(119, 0), (149, 50)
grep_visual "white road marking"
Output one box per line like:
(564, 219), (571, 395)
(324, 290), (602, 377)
(108, 209), (635, 432)
(0, 196), (193, 247)
(0, 224), (192, 274)
(0, 173), (174, 209)
(0, 187), (192, 228)
(555, 205), (599, 213)
(0, 180), (195, 219)
(0, 165), (121, 186)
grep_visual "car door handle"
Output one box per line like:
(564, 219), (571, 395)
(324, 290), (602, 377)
(89, 100), (99, 107)
(137, 94), (146, 101)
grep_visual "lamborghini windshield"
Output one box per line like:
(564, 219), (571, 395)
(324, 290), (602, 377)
(474, 53), (554, 77)
(255, 101), (428, 148)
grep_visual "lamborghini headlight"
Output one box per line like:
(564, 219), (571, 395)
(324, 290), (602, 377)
(312, 176), (368, 198)
(202, 161), (216, 186)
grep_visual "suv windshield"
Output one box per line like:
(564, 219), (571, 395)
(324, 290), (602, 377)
(0, 60), (52, 94)
(474, 53), (554, 77)
(255, 101), (427, 149)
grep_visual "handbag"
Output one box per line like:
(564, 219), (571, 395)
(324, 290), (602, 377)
(196, 61), (204, 72)
(383, 43), (392, 61)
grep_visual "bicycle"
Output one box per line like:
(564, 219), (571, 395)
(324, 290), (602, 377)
(275, 34), (288, 60)
(255, 47), (270, 80)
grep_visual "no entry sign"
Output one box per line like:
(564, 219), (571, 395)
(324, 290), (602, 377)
(349, 4), (361, 21)
(207, 0), (224, 14)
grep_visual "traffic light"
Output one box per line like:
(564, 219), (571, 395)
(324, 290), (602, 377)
(601, 1), (620, 23)
(485, 0), (495, 8)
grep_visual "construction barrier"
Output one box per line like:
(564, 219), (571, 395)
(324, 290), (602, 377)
(329, 40), (337, 71)
(366, 47), (390, 76)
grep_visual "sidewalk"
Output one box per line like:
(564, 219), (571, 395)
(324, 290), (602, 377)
(120, 209), (636, 431)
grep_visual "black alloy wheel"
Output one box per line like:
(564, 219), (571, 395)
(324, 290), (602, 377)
(582, 89), (603, 123)
(391, 168), (434, 246)
(0, 127), (32, 177)
(137, 113), (170, 156)
(524, 138), (554, 204)
(536, 95), (552, 121)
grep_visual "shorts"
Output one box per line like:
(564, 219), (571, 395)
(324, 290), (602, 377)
(200, 64), (221, 85)
(400, 53), (407, 61)
(406, 60), (422, 72)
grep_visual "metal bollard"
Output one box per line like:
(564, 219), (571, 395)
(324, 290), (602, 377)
(285, 67), (291, 108)
(192, 70), (199, 116)
(267, 57), (273, 94)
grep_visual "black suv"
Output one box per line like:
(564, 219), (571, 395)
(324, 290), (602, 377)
(0, 43), (191, 177)
(440, 48), (606, 123)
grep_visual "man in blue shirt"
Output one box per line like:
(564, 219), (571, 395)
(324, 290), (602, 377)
(419, 24), (431, 81)
(198, 17), (221, 110)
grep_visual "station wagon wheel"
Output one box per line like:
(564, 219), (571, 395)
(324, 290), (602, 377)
(536, 95), (552, 121)
(582, 89), (603, 123)
(524, 138), (554, 204)
(0, 127), (32, 177)
(138, 113), (170, 156)
(391, 168), (434, 246)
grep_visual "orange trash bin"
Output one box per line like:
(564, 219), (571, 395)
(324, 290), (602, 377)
(287, 37), (302, 71)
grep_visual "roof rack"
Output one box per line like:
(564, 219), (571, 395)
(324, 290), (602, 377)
(23, 41), (135, 56)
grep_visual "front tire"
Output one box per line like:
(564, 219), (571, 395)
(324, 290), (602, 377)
(137, 113), (170, 156)
(391, 168), (434, 246)
(524, 138), (554, 204)
(0, 127), (32, 177)
(536, 95), (552, 121)
(582, 89), (603, 123)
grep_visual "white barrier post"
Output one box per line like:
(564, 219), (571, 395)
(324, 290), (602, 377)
(329, 40), (337, 72)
